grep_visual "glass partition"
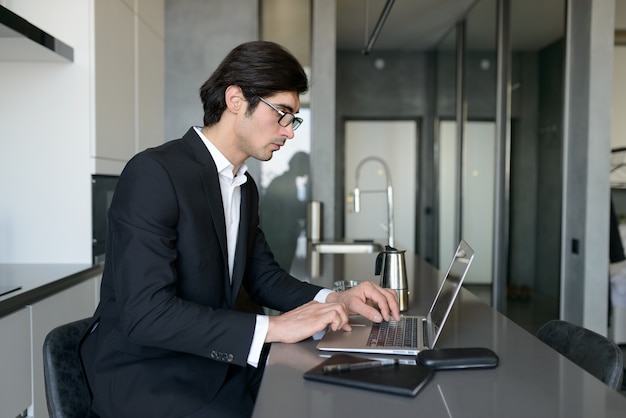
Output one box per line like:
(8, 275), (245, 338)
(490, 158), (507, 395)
(260, 0), (312, 279)
(506, 0), (565, 332)
(437, 0), (497, 288)
(435, 25), (458, 270)
(436, 0), (566, 335)
(461, 0), (497, 288)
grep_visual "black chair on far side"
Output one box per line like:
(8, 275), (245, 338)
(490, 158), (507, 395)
(43, 317), (98, 418)
(536, 319), (624, 390)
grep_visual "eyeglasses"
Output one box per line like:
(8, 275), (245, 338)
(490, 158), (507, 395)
(258, 97), (303, 131)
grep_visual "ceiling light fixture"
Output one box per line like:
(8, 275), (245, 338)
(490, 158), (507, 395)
(362, 0), (395, 55)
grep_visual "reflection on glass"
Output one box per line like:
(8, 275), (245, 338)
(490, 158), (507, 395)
(436, 26), (457, 121)
(435, 22), (457, 271)
(461, 0), (497, 288)
(259, 109), (312, 279)
(438, 0), (565, 334)
(506, 0), (565, 332)
(438, 0), (497, 287)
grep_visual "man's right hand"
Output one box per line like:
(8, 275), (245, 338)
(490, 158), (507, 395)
(265, 301), (350, 344)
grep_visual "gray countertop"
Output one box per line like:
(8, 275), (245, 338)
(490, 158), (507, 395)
(0, 263), (103, 318)
(252, 253), (626, 418)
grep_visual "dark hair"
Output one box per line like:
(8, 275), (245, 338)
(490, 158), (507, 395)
(199, 41), (309, 127)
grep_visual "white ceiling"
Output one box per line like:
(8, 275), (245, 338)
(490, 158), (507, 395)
(336, 0), (566, 52)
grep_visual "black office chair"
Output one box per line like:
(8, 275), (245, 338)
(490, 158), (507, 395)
(43, 317), (98, 418)
(536, 319), (624, 390)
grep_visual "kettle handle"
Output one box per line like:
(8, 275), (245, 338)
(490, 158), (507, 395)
(375, 252), (384, 276)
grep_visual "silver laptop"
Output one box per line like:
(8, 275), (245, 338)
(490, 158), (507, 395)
(316, 240), (474, 356)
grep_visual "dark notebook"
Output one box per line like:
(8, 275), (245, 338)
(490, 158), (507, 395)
(303, 353), (433, 397)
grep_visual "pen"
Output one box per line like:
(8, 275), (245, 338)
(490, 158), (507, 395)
(323, 359), (399, 374)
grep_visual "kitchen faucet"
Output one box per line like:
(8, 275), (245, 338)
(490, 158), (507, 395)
(353, 156), (395, 248)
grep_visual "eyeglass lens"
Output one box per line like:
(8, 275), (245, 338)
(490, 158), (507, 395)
(279, 114), (302, 130)
(260, 97), (302, 130)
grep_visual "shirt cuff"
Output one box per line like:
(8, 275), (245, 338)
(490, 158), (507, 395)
(315, 288), (334, 303)
(247, 289), (332, 366)
(247, 315), (269, 367)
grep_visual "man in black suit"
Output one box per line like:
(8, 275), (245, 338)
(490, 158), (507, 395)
(79, 41), (400, 418)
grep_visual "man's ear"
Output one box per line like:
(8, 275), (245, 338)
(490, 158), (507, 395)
(225, 85), (244, 113)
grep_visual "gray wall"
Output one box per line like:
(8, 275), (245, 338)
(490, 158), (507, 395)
(436, 51), (497, 120)
(164, 0), (259, 139)
(336, 51), (430, 117)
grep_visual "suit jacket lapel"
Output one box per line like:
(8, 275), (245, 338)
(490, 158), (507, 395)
(182, 128), (229, 282)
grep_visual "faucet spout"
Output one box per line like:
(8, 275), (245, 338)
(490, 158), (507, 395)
(353, 157), (395, 248)
(306, 200), (384, 279)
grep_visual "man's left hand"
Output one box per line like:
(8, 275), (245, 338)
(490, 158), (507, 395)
(325, 281), (401, 330)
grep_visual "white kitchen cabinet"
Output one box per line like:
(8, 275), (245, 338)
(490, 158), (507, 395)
(29, 275), (101, 418)
(0, 1), (164, 263)
(0, 308), (31, 418)
(137, 3), (165, 153)
(93, 0), (165, 175)
(138, 0), (165, 39)
(94, 0), (136, 164)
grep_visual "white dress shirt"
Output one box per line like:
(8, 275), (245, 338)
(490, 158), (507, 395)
(194, 127), (332, 367)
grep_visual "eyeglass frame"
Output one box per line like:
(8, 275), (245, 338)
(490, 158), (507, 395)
(258, 97), (303, 131)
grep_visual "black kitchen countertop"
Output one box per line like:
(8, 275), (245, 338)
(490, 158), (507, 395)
(0, 263), (103, 318)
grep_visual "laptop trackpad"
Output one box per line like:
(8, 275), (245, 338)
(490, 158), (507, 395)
(348, 315), (370, 326)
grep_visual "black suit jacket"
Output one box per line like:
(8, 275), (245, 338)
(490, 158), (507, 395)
(80, 128), (323, 417)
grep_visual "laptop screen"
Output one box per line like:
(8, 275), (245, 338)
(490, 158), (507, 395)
(429, 241), (474, 342)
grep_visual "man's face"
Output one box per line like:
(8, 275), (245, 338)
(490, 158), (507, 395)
(235, 91), (301, 162)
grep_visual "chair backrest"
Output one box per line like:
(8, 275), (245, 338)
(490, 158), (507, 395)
(536, 319), (624, 390)
(42, 318), (94, 418)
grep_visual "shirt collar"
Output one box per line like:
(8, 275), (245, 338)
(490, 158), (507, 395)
(194, 126), (248, 180)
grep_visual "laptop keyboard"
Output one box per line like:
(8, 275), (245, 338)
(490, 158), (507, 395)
(366, 317), (421, 348)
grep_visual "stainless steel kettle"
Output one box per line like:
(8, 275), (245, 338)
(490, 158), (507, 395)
(375, 245), (409, 312)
